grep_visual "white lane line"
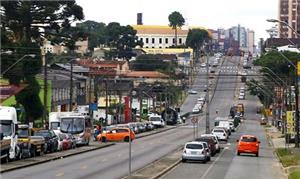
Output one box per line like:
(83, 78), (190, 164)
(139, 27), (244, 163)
(200, 147), (228, 179)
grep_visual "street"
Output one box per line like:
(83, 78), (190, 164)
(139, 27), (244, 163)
(1, 57), (285, 179)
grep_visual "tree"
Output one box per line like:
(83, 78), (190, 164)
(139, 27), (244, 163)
(186, 29), (209, 62)
(1, 0), (84, 124)
(105, 22), (143, 60)
(76, 20), (107, 51)
(168, 11), (185, 46)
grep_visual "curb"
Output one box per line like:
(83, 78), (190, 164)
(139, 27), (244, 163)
(0, 143), (115, 174)
(151, 159), (181, 179)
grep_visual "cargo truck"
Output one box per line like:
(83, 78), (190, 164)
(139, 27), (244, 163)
(0, 106), (20, 162)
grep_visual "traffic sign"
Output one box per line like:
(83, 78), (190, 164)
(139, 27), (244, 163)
(191, 117), (198, 124)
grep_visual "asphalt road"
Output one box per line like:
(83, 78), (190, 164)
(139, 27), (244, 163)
(161, 56), (285, 179)
(0, 57), (219, 179)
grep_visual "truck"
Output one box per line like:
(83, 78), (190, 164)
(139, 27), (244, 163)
(237, 103), (245, 116)
(17, 124), (45, 158)
(0, 106), (19, 162)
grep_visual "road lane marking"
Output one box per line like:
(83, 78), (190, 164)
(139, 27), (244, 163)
(200, 147), (227, 179)
(55, 172), (65, 177)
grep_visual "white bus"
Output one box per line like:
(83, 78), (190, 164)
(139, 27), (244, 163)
(49, 112), (92, 145)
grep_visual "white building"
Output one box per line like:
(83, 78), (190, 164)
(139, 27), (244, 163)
(132, 25), (189, 48)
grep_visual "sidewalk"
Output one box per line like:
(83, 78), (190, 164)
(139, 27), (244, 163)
(265, 125), (300, 179)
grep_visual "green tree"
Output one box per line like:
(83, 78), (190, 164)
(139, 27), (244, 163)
(76, 20), (107, 51)
(105, 22), (143, 60)
(168, 11), (185, 46)
(1, 0), (84, 124)
(186, 28), (209, 62)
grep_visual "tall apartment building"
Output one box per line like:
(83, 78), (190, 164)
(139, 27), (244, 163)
(278, 0), (300, 38)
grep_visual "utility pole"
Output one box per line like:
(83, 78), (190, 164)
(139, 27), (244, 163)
(205, 42), (210, 134)
(42, 50), (47, 128)
(294, 67), (299, 148)
(69, 60), (73, 111)
(88, 74), (93, 120)
(105, 79), (108, 126)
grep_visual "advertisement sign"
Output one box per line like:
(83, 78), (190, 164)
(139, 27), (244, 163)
(286, 111), (295, 135)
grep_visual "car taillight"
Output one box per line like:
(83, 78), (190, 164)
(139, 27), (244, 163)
(183, 150), (186, 154)
(256, 143), (259, 146)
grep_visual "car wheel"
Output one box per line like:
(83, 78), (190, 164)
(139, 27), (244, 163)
(101, 137), (107, 142)
(237, 152), (240, 156)
(182, 158), (186, 163)
(207, 156), (211, 161)
(256, 152), (259, 157)
(124, 136), (130, 142)
(202, 159), (207, 164)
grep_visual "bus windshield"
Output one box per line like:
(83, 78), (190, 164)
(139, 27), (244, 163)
(0, 120), (12, 137)
(60, 118), (84, 134)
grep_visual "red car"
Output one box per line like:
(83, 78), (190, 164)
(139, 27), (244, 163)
(236, 135), (260, 157)
(59, 133), (72, 150)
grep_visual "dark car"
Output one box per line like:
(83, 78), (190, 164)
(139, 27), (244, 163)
(34, 130), (58, 153)
(195, 136), (217, 156)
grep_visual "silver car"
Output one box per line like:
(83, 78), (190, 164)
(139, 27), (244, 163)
(182, 141), (208, 163)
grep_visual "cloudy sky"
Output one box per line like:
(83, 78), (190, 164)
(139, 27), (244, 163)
(77, 0), (278, 44)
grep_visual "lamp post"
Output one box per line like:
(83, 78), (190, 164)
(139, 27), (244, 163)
(1, 54), (36, 75)
(267, 19), (300, 38)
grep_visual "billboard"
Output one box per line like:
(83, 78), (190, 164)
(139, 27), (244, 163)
(286, 111), (295, 135)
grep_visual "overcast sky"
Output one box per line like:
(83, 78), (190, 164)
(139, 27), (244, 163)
(77, 0), (278, 44)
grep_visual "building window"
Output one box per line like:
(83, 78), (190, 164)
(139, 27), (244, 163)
(165, 38), (169, 44)
(179, 38), (182, 44)
(146, 38), (149, 43)
(152, 38), (155, 44)
(159, 38), (162, 44)
(173, 38), (175, 44)
(140, 38), (143, 42)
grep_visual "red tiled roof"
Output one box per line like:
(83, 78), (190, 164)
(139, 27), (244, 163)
(0, 84), (28, 103)
(78, 59), (126, 69)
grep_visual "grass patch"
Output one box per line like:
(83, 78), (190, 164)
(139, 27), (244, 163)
(289, 171), (300, 179)
(275, 148), (300, 167)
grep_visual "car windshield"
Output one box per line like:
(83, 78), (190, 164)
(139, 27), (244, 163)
(35, 131), (50, 138)
(241, 137), (257, 142)
(18, 129), (29, 138)
(0, 120), (12, 137)
(61, 117), (84, 134)
(213, 129), (224, 133)
(186, 144), (203, 149)
(51, 122), (60, 130)
(149, 117), (161, 121)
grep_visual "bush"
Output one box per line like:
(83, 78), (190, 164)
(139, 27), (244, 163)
(289, 171), (300, 179)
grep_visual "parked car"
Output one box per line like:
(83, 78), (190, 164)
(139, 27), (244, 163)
(62, 133), (73, 150)
(149, 114), (165, 128)
(66, 134), (76, 149)
(136, 122), (146, 133)
(196, 136), (218, 156)
(34, 129), (59, 153)
(97, 128), (135, 142)
(212, 127), (228, 142)
(144, 121), (155, 131)
(200, 134), (221, 153)
(182, 141), (208, 163)
(260, 117), (267, 125)
(238, 95), (245, 100)
(237, 135), (260, 157)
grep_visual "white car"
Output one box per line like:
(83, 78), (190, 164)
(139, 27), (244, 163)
(212, 128), (228, 141)
(188, 90), (198, 94)
(200, 63), (207, 68)
(182, 141), (208, 163)
(217, 121), (231, 135)
(149, 114), (165, 128)
(192, 107), (200, 113)
(238, 95), (245, 100)
(198, 97), (205, 102)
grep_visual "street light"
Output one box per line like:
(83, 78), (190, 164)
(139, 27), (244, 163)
(267, 19), (300, 37)
(1, 54), (36, 75)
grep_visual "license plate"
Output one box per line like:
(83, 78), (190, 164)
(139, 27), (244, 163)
(191, 151), (197, 155)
